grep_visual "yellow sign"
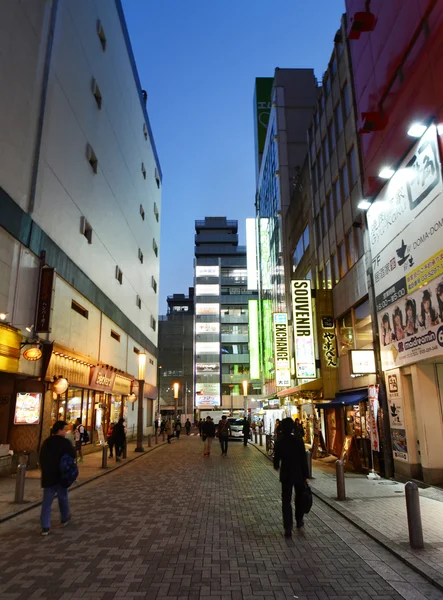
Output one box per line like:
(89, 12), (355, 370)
(0, 324), (20, 373)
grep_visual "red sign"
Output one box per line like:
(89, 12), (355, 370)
(35, 268), (55, 333)
(90, 366), (116, 392)
(368, 385), (380, 452)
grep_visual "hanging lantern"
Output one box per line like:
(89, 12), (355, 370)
(53, 377), (69, 395)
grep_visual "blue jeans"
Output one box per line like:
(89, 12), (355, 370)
(220, 435), (229, 454)
(40, 485), (70, 529)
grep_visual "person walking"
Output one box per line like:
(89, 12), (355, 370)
(73, 417), (85, 462)
(198, 418), (203, 437)
(185, 419), (191, 435)
(165, 419), (174, 443)
(273, 417), (310, 537)
(114, 418), (126, 461)
(160, 419), (166, 438)
(274, 419), (283, 441)
(107, 422), (115, 458)
(201, 416), (216, 457)
(242, 417), (250, 447)
(175, 420), (182, 440)
(217, 415), (231, 456)
(39, 420), (76, 536)
(294, 418), (305, 440)
(154, 419), (159, 434)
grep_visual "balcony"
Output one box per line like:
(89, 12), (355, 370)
(221, 314), (248, 324)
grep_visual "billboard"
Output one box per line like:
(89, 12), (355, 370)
(273, 313), (290, 387)
(254, 77), (273, 175)
(195, 342), (220, 354)
(196, 266), (219, 277)
(196, 383), (220, 395)
(196, 362), (219, 373)
(367, 125), (443, 370)
(195, 284), (220, 296)
(246, 218), (258, 290)
(14, 393), (42, 425)
(195, 395), (220, 407)
(291, 280), (316, 379)
(248, 299), (260, 380)
(195, 303), (219, 316)
(196, 322), (220, 335)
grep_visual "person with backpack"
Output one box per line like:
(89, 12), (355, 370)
(273, 417), (310, 537)
(175, 419), (182, 440)
(185, 419), (191, 435)
(39, 420), (77, 536)
(217, 415), (231, 456)
(73, 417), (85, 462)
(201, 416), (216, 457)
(107, 422), (115, 458)
(114, 417), (126, 461)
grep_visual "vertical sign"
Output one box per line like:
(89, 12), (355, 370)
(246, 218), (258, 291)
(248, 300), (260, 380)
(368, 384), (380, 452)
(291, 280), (316, 379)
(273, 313), (290, 387)
(254, 77), (273, 177)
(35, 267), (55, 333)
(385, 369), (409, 461)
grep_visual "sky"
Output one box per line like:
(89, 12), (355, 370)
(121, 0), (345, 313)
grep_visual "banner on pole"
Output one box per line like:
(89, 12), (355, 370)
(368, 384), (380, 452)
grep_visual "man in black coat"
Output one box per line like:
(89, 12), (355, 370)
(242, 417), (250, 446)
(273, 417), (310, 537)
(39, 420), (76, 536)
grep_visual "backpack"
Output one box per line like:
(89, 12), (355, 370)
(219, 419), (229, 436)
(59, 453), (79, 488)
(81, 428), (90, 444)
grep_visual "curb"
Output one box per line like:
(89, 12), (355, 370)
(250, 442), (443, 593)
(0, 441), (167, 525)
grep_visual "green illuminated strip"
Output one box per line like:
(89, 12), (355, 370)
(262, 299), (273, 379)
(248, 300), (260, 380)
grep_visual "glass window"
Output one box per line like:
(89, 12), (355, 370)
(315, 214), (322, 244)
(330, 55), (337, 76)
(355, 300), (373, 349)
(314, 110), (319, 130)
(327, 192), (334, 221)
(322, 204), (328, 235)
(335, 102), (343, 135)
(324, 76), (331, 97)
(337, 311), (353, 355)
(305, 268), (312, 281)
(342, 82), (351, 117)
(346, 229), (357, 269)
(317, 151), (323, 178)
(318, 269), (324, 289)
(308, 125), (313, 145)
(328, 121), (336, 153)
(349, 147), (358, 184)
(339, 242), (348, 278)
(325, 260), (332, 289)
(341, 164), (349, 199)
(311, 166), (318, 193)
(333, 178), (341, 212)
(303, 224), (310, 250)
(66, 389), (82, 426)
(355, 226), (364, 259)
(322, 137), (329, 169)
(332, 253), (339, 285)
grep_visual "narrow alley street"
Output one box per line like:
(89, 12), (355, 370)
(0, 436), (441, 600)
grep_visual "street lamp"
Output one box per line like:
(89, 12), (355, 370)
(157, 364), (162, 421)
(135, 352), (146, 452)
(242, 380), (248, 418)
(173, 382), (179, 417)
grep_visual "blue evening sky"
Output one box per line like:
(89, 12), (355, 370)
(121, 0), (345, 313)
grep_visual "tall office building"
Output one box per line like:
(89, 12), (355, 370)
(193, 217), (259, 414)
(0, 0), (161, 454)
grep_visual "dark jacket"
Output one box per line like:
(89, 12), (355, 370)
(114, 421), (126, 444)
(242, 419), (250, 434)
(40, 434), (76, 488)
(273, 434), (309, 484)
(217, 419), (231, 437)
(201, 420), (216, 438)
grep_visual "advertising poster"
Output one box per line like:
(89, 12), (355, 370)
(195, 395), (220, 407)
(196, 362), (219, 373)
(14, 393), (42, 425)
(291, 280), (316, 379)
(368, 385), (380, 452)
(196, 383), (220, 396)
(391, 428), (409, 461)
(367, 125), (443, 370)
(195, 322), (220, 334)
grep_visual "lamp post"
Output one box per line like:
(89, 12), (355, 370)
(242, 380), (248, 418)
(157, 365), (162, 421)
(135, 352), (146, 452)
(173, 382), (179, 418)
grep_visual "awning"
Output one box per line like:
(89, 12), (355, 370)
(315, 388), (368, 409)
(277, 378), (322, 398)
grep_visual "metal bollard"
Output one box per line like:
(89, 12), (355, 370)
(306, 450), (312, 479)
(405, 481), (424, 549)
(123, 444), (127, 459)
(254, 431), (258, 443)
(14, 464), (26, 503)
(259, 432), (263, 446)
(148, 434), (152, 448)
(336, 460), (346, 501)
(101, 445), (108, 468)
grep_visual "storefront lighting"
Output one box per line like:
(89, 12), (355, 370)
(25, 324), (34, 333)
(53, 376), (69, 395)
(407, 123), (426, 138)
(23, 346), (43, 361)
(378, 167), (395, 179)
(357, 200), (371, 210)
(0, 312), (8, 321)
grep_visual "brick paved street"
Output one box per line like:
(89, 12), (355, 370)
(0, 436), (442, 600)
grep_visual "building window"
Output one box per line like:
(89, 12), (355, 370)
(330, 54), (337, 77)
(315, 214), (322, 245)
(325, 260), (332, 289)
(346, 229), (357, 269)
(338, 243), (347, 278)
(71, 300), (88, 319)
(317, 151), (323, 179)
(322, 204), (328, 235)
(342, 82), (351, 118)
(80, 216), (93, 244)
(151, 276), (157, 293)
(322, 137), (329, 169)
(334, 102), (343, 136)
(292, 224), (310, 270)
(153, 238), (158, 257)
(308, 125), (313, 145)
(143, 123), (148, 141)
(138, 248), (144, 264)
(86, 144), (98, 174)
(327, 192), (334, 222)
(155, 168), (160, 189)
(337, 301), (373, 356)
(136, 295), (142, 309)
(140, 204), (145, 221)
(150, 315), (156, 331)
(91, 78), (102, 110)
(311, 165), (318, 193)
(154, 202), (159, 222)
(115, 266), (123, 284)
(328, 121), (336, 153)
(324, 76), (331, 97)
(141, 162), (146, 180)
(332, 253), (339, 285)
(333, 178), (341, 212)
(318, 268), (324, 289)
(348, 147), (358, 185)
(337, 311), (353, 355)
(340, 163), (349, 199)
(110, 330), (120, 342)
(96, 20), (107, 51)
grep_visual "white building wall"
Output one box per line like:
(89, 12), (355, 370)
(32, 0), (161, 348)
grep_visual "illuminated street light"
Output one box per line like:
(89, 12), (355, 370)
(407, 122), (426, 138)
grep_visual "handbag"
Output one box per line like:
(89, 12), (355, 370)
(302, 483), (313, 514)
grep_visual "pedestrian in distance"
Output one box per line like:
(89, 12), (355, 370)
(242, 417), (250, 446)
(175, 419), (182, 440)
(294, 418), (305, 440)
(114, 417), (126, 461)
(166, 418), (174, 443)
(201, 416), (216, 457)
(107, 422), (115, 458)
(39, 420), (77, 536)
(73, 417), (85, 462)
(274, 417), (310, 537)
(217, 415), (231, 456)
(154, 418), (159, 434)
(185, 418), (191, 435)
(274, 419), (282, 441)
(198, 418), (203, 436)
(160, 419), (166, 436)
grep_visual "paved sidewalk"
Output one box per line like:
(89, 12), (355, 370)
(0, 437), (167, 523)
(0, 436), (442, 599)
(253, 441), (443, 591)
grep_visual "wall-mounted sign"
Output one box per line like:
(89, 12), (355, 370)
(196, 322), (220, 334)
(246, 218), (258, 290)
(36, 267), (55, 333)
(195, 303), (220, 316)
(23, 346), (43, 361)
(196, 362), (219, 373)
(259, 218), (272, 290)
(368, 385), (380, 453)
(90, 366), (116, 392)
(291, 280), (316, 379)
(392, 428), (409, 461)
(195, 342), (220, 354)
(195, 284), (220, 296)
(196, 383), (220, 395)
(273, 312), (290, 387)
(14, 393), (42, 424)
(248, 300), (260, 380)
(52, 377), (69, 395)
(195, 394), (220, 407)
(349, 349), (376, 374)
(196, 266), (219, 277)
